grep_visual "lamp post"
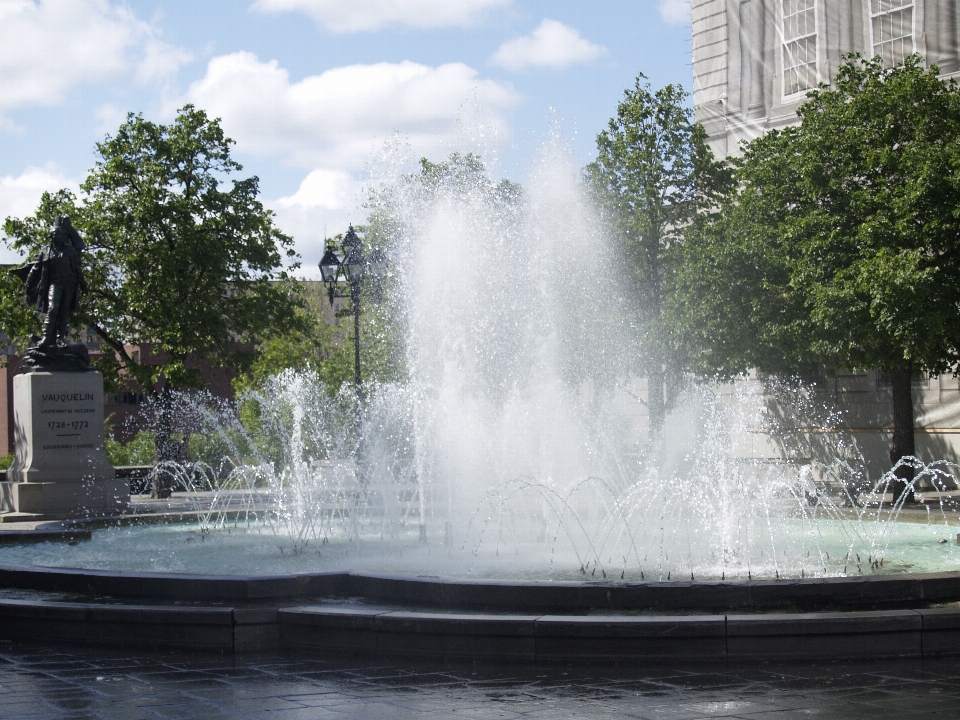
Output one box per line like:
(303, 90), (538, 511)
(342, 227), (365, 390)
(319, 225), (381, 392)
(320, 226), (387, 498)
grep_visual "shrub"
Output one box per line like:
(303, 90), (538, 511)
(106, 431), (155, 467)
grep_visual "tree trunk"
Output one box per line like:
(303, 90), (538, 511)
(665, 367), (684, 412)
(888, 366), (916, 504)
(648, 368), (666, 442)
(151, 385), (174, 499)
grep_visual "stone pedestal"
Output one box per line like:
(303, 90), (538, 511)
(2, 371), (128, 516)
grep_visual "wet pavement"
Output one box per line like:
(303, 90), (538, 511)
(1, 641), (959, 719)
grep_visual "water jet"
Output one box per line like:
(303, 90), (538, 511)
(0, 144), (959, 660)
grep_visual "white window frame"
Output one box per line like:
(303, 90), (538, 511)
(780, 0), (820, 101)
(868, 0), (915, 68)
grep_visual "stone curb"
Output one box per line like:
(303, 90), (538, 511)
(270, 604), (960, 661)
(2, 564), (960, 611)
(0, 596), (957, 661)
(0, 528), (91, 544)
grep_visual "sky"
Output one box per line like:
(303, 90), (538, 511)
(0, 0), (693, 275)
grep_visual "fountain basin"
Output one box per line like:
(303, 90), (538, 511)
(2, 558), (960, 611)
(0, 560), (959, 661)
(2, 509), (959, 580)
(1, 517), (960, 662)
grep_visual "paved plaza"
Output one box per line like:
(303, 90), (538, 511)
(0, 641), (959, 719)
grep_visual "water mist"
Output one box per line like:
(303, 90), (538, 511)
(3, 142), (959, 580)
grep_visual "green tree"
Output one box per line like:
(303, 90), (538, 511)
(232, 234), (407, 464)
(670, 56), (960, 496)
(414, 153), (522, 206)
(233, 271), (405, 396)
(3, 106), (304, 486)
(233, 280), (347, 394)
(363, 151), (521, 387)
(105, 430), (156, 467)
(586, 75), (730, 438)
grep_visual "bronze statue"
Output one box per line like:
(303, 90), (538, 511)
(9, 215), (91, 372)
(30, 215), (88, 347)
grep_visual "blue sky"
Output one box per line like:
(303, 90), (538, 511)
(0, 0), (692, 273)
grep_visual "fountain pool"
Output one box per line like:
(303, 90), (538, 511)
(0, 511), (958, 580)
(3, 142), (959, 587)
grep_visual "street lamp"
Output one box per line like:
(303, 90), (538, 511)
(321, 228), (411, 534)
(319, 225), (372, 392)
(318, 245), (342, 303)
(342, 226), (364, 391)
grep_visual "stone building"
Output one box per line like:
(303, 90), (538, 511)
(0, 340), (237, 458)
(692, 0), (960, 158)
(0, 280), (341, 460)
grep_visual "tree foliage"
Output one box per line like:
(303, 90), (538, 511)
(670, 55), (960, 479)
(2, 106), (303, 396)
(361, 151), (523, 392)
(105, 429), (156, 467)
(415, 153), (522, 207)
(233, 273), (406, 397)
(586, 75), (730, 435)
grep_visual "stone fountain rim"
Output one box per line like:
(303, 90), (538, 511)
(2, 552), (959, 660)
(1, 560), (959, 611)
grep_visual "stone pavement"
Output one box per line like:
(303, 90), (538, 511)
(1, 641), (960, 719)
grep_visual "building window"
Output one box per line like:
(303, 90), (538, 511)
(870, 0), (914, 67)
(84, 328), (101, 351)
(782, 0), (818, 97)
(106, 393), (144, 406)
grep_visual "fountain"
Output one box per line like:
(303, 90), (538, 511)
(3, 143), (959, 580)
(0, 142), (959, 660)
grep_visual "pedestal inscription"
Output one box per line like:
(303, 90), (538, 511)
(2, 371), (128, 516)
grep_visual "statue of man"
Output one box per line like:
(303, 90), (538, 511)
(24, 215), (88, 348)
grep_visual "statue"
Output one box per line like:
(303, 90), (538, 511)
(9, 215), (92, 372)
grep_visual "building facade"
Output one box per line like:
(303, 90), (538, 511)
(692, 0), (960, 158)
(0, 344), (238, 458)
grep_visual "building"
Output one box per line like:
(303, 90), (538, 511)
(692, 0), (960, 158)
(690, 0), (960, 488)
(0, 339), (239, 458)
(0, 280), (344, 458)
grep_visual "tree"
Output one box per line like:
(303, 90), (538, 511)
(363, 152), (522, 397)
(233, 271), (406, 397)
(670, 56), (960, 497)
(586, 75), (731, 439)
(3, 106), (304, 488)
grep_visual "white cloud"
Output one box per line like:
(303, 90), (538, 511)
(0, 165), (79, 222)
(271, 170), (362, 275)
(182, 52), (518, 170)
(275, 168), (358, 211)
(136, 34), (193, 85)
(94, 103), (128, 135)
(250, 0), (511, 32)
(181, 52), (516, 271)
(659, 0), (690, 25)
(489, 19), (606, 71)
(0, 165), (80, 263)
(0, 0), (190, 120)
